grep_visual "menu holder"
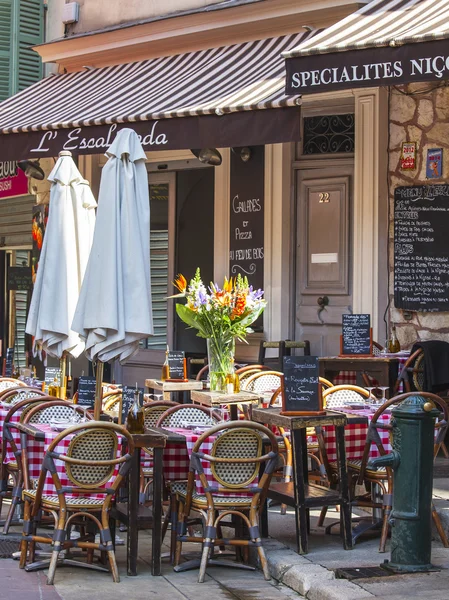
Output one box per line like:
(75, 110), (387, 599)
(340, 313), (373, 357)
(168, 351), (187, 382)
(120, 386), (144, 425)
(44, 367), (62, 389)
(77, 376), (96, 409)
(280, 356), (325, 416)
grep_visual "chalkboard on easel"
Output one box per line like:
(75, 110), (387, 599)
(77, 376), (96, 408)
(4, 348), (14, 377)
(120, 386), (144, 425)
(280, 356), (322, 415)
(341, 314), (372, 356)
(168, 351), (186, 380)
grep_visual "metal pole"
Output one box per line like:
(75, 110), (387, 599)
(94, 360), (104, 420)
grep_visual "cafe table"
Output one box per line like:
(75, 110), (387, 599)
(190, 389), (262, 420)
(319, 356), (400, 396)
(251, 407), (353, 555)
(15, 421), (167, 576)
(145, 378), (203, 402)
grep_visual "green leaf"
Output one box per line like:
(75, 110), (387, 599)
(175, 304), (207, 337)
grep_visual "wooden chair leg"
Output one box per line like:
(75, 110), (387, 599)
(47, 546), (62, 585)
(317, 506), (328, 527)
(432, 503), (449, 547)
(198, 510), (215, 583)
(174, 499), (185, 567)
(107, 549), (120, 583)
(19, 499), (31, 569)
(379, 503), (391, 553)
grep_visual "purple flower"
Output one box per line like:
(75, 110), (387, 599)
(249, 286), (264, 301)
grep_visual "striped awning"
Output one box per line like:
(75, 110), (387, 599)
(0, 31), (314, 161)
(283, 0), (449, 95)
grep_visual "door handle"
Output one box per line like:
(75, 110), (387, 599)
(317, 296), (329, 323)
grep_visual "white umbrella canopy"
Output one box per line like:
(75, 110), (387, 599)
(72, 128), (154, 364)
(26, 151), (97, 359)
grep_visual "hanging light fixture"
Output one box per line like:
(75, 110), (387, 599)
(191, 148), (222, 166)
(17, 159), (45, 180)
(231, 147), (252, 162)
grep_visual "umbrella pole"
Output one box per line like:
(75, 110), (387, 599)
(59, 352), (67, 400)
(94, 360), (104, 420)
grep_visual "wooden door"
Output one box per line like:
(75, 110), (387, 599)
(295, 166), (353, 356)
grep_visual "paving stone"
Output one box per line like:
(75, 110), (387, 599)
(306, 580), (374, 600)
(281, 564), (334, 596)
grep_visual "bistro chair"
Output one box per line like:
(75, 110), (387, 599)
(394, 348), (424, 394)
(0, 378), (27, 394)
(258, 340), (311, 371)
(102, 390), (122, 412)
(320, 377), (334, 389)
(242, 370), (283, 394)
(19, 421), (135, 584)
(0, 386), (46, 405)
(172, 420), (279, 582)
(155, 404), (220, 429)
(322, 385), (370, 409)
(196, 363), (246, 382)
(0, 395), (57, 533)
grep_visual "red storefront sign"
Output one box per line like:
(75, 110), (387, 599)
(0, 161), (28, 199)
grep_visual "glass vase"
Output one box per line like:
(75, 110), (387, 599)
(207, 337), (236, 393)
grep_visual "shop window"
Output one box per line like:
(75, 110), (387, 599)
(302, 114), (355, 155)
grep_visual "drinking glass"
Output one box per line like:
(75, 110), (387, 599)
(365, 387), (376, 408)
(154, 393), (163, 402)
(379, 386), (389, 405)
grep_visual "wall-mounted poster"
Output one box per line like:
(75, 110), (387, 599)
(400, 142), (416, 171)
(426, 148), (443, 179)
(0, 161), (28, 199)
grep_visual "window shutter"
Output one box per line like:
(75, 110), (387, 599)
(11, 0), (43, 95)
(0, 0), (12, 101)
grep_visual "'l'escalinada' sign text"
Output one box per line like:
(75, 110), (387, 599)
(285, 39), (449, 95)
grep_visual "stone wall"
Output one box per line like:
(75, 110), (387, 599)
(388, 83), (449, 348)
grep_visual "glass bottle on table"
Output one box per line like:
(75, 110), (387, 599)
(161, 345), (170, 381)
(48, 376), (60, 398)
(388, 325), (401, 353)
(126, 387), (145, 434)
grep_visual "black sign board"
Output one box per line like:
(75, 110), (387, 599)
(281, 356), (320, 414)
(285, 39), (449, 96)
(394, 185), (449, 312)
(229, 146), (264, 329)
(77, 376), (96, 408)
(168, 351), (185, 380)
(44, 367), (61, 389)
(341, 314), (372, 356)
(121, 386), (144, 425)
(5, 348), (14, 377)
(7, 266), (32, 291)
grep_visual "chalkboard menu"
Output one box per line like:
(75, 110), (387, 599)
(4, 348), (14, 377)
(168, 351), (185, 380)
(281, 356), (320, 414)
(8, 266), (32, 291)
(341, 314), (371, 355)
(229, 146), (264, 329)
(121, 386), (144, 425)
(77, 376), (96, 408)
(44, 367), (61, 389)
(394, 185), (449, 311)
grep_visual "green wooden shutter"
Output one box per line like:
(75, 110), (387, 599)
(0, 0), (12, 101)
(14, 0), (43, 93)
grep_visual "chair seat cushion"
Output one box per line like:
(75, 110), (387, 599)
(345, 459), (386, 475)
(23, 489), (104, 508)
(170, 482), (252, 507)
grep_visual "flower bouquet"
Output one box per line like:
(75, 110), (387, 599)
(170, 269), (266, 392)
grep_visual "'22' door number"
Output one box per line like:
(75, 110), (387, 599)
(318, 192), (330, 203)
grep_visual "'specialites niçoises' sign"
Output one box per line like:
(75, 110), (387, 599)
(285, 39), (449, 95)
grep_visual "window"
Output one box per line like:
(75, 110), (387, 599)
(302, 114), (355, 155)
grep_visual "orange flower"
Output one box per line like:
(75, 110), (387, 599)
(173, 274), (187, 294)
(223, 276), (233, 293)
(231, 293), (246, 319)
(214, 290), (232, 306)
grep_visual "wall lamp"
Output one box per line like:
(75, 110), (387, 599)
(17, 159), (45, 180)
(191, 148), (222, 166)
(231, 146), (252, 162)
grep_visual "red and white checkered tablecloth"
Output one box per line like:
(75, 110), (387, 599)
(162, 427), (255, 496)
(332, 355), (408, 392)
(28, 424), (121, 500)
(0, 403), (24, 464)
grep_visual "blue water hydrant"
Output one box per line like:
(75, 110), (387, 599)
(368, 394), (440, 573)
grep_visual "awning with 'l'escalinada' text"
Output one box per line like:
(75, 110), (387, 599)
(283, 0), (449, 95)
(0, 31), (316, 161)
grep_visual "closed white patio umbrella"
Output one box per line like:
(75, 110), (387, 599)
(72, 128), (153, 417)
(26, 151), (97, 387)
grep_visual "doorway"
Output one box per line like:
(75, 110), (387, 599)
(295, 164), (353, 356)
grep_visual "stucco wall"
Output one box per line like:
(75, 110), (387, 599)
(388, 84), (449, 348)
(64, 0), (228, 34)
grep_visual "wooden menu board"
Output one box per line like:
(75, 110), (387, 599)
(394, 184), (449, 311)
(44, 367), (61, 388)
(281, 356), (322, 415)
(168, 351), (186, 380)
(341, 314), (372, 356)
(77, 376), (96, 408)
(7, 266), (32, 291)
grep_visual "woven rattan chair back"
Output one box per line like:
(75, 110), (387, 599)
(211, 428), (262, 488)
(372, 341), (384, 356)
(143, 401), (177, 427)
(0, 387), (46, 406)
(0, 379), (27, 394)
(156, 404), (219, 428)
(319, 377), (334, 389)
(242, 371), (283, 393)
(322, 385), (370, 408)
(23, 400), (91, 425)
(394, 348), (424, 393)
(103, 391), (122, 411)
